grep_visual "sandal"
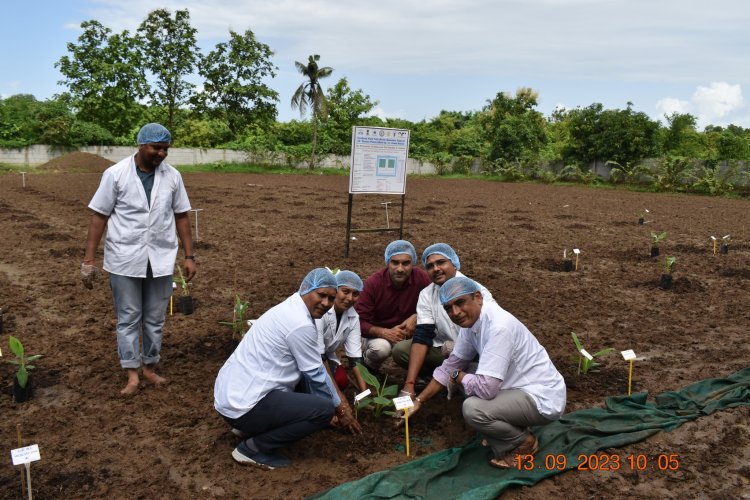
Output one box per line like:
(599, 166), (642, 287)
(517, 433), (539, 456)
(489, 455), (514, 469)
(488, 433), (539, 470)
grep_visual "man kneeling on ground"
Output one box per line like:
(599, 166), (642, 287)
(214, 268), (361, 470)
(399, 276), (566, 469)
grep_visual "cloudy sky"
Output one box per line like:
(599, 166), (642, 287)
(2, 0), (749, 128)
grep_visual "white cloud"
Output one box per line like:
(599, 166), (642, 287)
(692, 82), (743, 121)
(656, 82), (747, 127)
(368, 106), (403, 121)
(655, 97), (691, 117)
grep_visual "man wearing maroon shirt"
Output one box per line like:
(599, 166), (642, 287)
(355, 240), (431, 372)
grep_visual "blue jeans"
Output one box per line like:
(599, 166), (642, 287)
(224, 390), (334, 453)
(109, 270), (172, 369)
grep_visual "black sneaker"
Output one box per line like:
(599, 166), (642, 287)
(231, 441), (291, 470)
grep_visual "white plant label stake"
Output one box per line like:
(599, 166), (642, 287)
(354, 388), (371, 404)
(20, 172), (27, 188)
(573, 248), (581, 271)
(579, 348), (593, 361)
(621, 349), (637, 395)
(380, 202), (392, 229)
(190, 208), (204, 240)
(710, 236), (717, 255)
(11, 444), (40, 500)
(393, 396), (415, 456)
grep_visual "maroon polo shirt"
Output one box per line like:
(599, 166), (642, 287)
(355, 266), (431, 336)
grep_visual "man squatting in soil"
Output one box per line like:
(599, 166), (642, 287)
(400, 276), (566, 469)
(316, 270), (369, 395)
(214, 268), (361, 470)
(355, 240), (431, 374)
(81, 123), (196, 395)
(395, 243), (495, 399)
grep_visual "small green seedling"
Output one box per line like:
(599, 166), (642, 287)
(719, 235), (731, 254)
(219, 295), (251, 340)
(7, 336), (42, 389)
(571, 331), (614, 375)
(636, 208), (649, 224)
(173, 266), (190, 296)
(650, 231), (667, 248)
(664, 256), (677, 274)
(355, 363), (398, 417)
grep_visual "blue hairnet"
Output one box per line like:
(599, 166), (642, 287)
(439, 276), (481, 305)
(299, 268), (338, 296)
(384, 240), (417, 266)
(335, 270), (363, 292)
(137, 123), (172, 145)
(422, 243), (461, 270)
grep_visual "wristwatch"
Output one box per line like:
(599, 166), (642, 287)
(185, 255), (196, 261)
(451, 369), (460, 381)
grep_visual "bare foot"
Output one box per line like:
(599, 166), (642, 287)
(120, 381), (140, 395)
(120, 368), (140, 395)
(142, 366), (167, 385)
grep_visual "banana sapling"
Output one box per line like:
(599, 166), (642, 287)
(650, 231), (667, 257)
(355, 363), (398, 417)
(7, 335), (42, 402)
(173, 266), (193, 314)
(637, 208), (649, 225)
(219, 295), (251, 340)
(571, 331), (614, 375)
(563, 249), (572, 272)
(720, 234), (730, 254)
(660, 256), (677, 289)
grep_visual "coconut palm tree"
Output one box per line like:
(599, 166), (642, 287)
(291, 54), (333, 168)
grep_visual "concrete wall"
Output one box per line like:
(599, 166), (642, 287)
(0, 145), (438, 175)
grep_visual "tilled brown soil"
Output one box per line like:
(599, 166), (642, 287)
(0, 169), (749, 499)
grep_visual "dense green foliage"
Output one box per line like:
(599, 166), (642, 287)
(2, 7), (750, 192)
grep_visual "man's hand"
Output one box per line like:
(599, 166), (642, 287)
(335, 405), (362, 435)
(81, 263), (101, 289)
(395, 398), (422, 428)
(380, 327), (406, 344)
(183, 258), (197, 281)
(398, 381), (416, 398)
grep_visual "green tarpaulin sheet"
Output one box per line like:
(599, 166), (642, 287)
(310, 367), (750, 499)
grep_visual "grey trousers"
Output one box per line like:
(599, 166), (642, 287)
(109, 271), (173, 369)
(462, 388), (553, 457)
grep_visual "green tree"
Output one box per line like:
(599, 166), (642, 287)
(479, 87), (547, 164)
(559, 102), (659, 167)
(55, 20), (147, 138)
(319, 77), (379, 155)
(0, 94), (42, 146)
(702, 125), (750, 163)
(193, 29), (279, 136)
(661, 112), (701, 157)
(138, 8), (199, 129)
(291, 54), (333, 168)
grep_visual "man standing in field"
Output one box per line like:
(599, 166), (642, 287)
(81, 123), (196, 395)
(355, 240), (431, 373)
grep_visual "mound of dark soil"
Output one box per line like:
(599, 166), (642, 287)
(37, 151), (114, 173)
